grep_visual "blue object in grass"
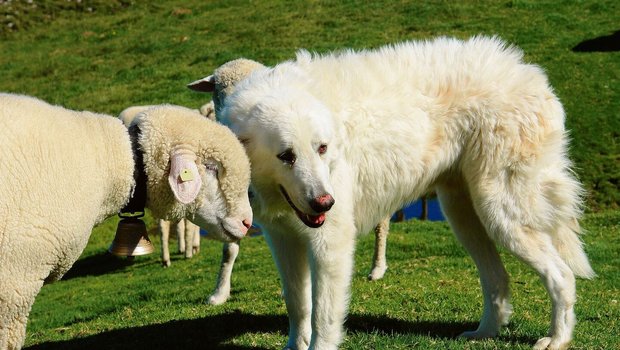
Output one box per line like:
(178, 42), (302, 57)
(392, 197), (444, 221)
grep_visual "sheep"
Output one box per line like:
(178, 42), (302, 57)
(188, 58), (393, 285)
(0, 93), (252, 350)
(118, 103), (216, 267)
(119, 102), (237, 305)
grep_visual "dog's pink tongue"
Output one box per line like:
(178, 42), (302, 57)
(311, 213), (326, 225)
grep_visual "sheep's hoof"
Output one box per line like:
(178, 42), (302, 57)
(162, 260), (171, 268)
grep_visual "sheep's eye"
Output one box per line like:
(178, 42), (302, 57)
(318, 144), (327, 155)
(205, 163), (219, 174)
(277, 148), (296, 166)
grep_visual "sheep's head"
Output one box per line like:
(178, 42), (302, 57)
(188, 58), (266, 115)
(133, 105), (252, 242)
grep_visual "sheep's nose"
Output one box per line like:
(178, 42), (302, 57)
(240, 218), (252, 235)
(309, 193), (335, 213)
(242, 219), (252, 230)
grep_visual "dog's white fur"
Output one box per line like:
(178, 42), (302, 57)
(220, 36), (594, 350)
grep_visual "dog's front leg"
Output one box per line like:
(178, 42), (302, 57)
(264, 229), (312, 350)
(307, 224), (356, 350)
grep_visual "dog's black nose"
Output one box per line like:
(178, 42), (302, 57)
(309, 194), (335, 213)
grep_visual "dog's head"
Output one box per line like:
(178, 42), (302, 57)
(221, 78), (338, 228)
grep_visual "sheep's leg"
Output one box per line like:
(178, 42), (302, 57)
(208, 241), (239, 305)
(368, 216), (390, 280)
(183, 219), (199, 258)
(0, 279), (43, 350)
(180, 219), (192, 259)
(264, 230), (312, 350)
(191, 221), (201, 255)
(176, 219), (186, 254)
(159, 219), (172, 267)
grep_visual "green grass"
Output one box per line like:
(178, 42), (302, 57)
(0, 0), (618, 211)
(0, 0), (618, 349)
(23, 212), (620, 349)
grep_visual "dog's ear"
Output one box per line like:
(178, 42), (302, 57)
(187, 75), (215, 92)
(168, 151), (202, 204)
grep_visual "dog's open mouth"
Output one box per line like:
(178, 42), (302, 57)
(279, 185), (326, 228)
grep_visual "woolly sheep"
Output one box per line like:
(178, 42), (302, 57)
(118, 103), (215, 267)
(188, 58), (393, 285)
(0, 94), (252, 350)
(119, 102), (236, 305)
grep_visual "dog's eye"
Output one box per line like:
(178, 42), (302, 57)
(318, 144), (327, 155)
(277, 148), (296, 166)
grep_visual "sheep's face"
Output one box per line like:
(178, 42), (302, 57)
(222, 87), (338, 228)
(136, 106), (253, 242)
(187, 157), (253, 242)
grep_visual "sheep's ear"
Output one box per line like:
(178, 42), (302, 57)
(187, 75), (215, 92)
(168, 152), (202, 204)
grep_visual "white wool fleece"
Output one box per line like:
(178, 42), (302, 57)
(0, 93), (134, 350)
(134, 105), (251, 221)
(0, 95), (252, 350)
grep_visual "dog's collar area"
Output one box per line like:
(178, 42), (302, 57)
(279, 185), (326, 228)
(120, 124), (147, 218)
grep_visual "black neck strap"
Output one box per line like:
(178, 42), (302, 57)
(120, 124), (147, 218)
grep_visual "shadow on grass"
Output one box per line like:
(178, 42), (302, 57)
(572, 30), (620, 52)
(346, 314), (478, 338)
(25, 311), (536, 349)
(346, 314), (538, 345)
(26, 311), (286, 350)
(61, 252), (137, 280)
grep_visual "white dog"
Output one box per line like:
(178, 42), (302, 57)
(218, 36), (594, 350)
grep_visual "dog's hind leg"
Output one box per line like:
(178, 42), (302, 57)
(469, 176), (578, 350)
(436, 179), (512, 339)
(264, 229), (312, 350)
(368, 216), (390, 281)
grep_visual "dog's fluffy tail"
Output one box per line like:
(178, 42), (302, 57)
(552, 219), (596, 279)
(540, 132), (596, 279)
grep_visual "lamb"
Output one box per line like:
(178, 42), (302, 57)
(0, 93), (252, 350)
(189, 58), (393, 286)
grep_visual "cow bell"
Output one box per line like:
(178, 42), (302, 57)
(108, 216), (154, 257)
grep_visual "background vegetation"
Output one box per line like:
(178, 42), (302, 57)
(0, 0), (618, 349)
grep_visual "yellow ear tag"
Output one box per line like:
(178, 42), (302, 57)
(179, 168), (194, 182)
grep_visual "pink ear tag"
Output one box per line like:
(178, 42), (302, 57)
(168, 154), (202, 204)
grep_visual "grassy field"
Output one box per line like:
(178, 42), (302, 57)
(0, 0), (618, 349)
(1, 0), (618, 211)
(23, 212), (620, 349)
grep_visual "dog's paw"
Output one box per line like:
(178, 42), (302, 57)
(533, 336), (570, 350)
